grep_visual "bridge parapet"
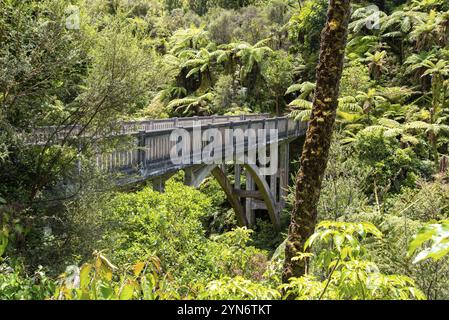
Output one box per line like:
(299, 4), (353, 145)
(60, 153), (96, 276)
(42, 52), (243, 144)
(95, 116), (306, 178)
(25, 114), (271, 145)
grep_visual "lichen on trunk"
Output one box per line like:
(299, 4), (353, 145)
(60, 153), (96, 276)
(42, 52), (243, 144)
(282, 0), (352, 283)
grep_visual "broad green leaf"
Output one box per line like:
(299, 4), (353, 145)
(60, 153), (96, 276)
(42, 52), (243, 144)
(99, 283), (113, 300)
(79, 263), (92, 289)
(133, 262), (145, 277)
(119, 281), (135, 300)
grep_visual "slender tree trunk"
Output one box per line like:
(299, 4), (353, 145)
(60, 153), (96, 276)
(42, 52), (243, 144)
(275, 96), (280, 116)
(282, 0), (351, 283)
(430, 74), (441, 167)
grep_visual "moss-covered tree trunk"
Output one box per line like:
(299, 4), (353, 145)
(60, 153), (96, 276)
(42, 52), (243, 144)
(282, 0), (351, 282)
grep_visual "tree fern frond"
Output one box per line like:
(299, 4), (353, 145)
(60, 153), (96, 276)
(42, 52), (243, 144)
(289, 109), (312, 122)
(182, 58), (205, 68)
(345, 123), (366, 131)
(186, 67), (200, 78)
(338, 96), (363, 113)
(289, 99), (313, 109)
(254, 38), (271, 48)
(378, 118), (401, 128)
(405, 121), (431, 130)
(285, 82), (316, 95)
(285, 83), (303, 95)
(384, 128), (404, 137)
(337, 111), (362, 122)
(381, 31), (402, 38)
(401, 134), (420, 145)
(361, 125), (385, 133)
(167, 97), (197, 110)
(340, 137), (357, 144)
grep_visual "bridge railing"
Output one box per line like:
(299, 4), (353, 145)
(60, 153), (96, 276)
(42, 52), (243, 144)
(24, 114), (306, 177)
(95, 116), (307, 176)
(25, 114), (271, 145)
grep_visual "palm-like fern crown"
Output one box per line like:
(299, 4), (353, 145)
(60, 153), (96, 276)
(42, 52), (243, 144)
(349, 6), (387, 34)
(169, 26), (209, 55)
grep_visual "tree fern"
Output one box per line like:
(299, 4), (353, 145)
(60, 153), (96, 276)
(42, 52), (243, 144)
(166, 92), (214, 115)
(338, 96), (363, 113)
(285, 81), (315, 96)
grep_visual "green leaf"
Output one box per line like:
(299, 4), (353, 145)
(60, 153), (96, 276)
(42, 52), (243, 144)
(99, 283), (113, 300)
(186, 67), (200, 78)
(141, 276), (155, 300)
(79, 263), (92, 289)
(408, 226), (437, 257)
(0, 230), (8, 257)
(119, 281), (135, 300)
(304, 232), (320, 250)
(133, 262), (145, 277)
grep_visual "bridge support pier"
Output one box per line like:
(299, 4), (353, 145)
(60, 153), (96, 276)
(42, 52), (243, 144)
(245, 166), (256, 226)
(184, 165), (217, 188)
(152, 177), (165, 192)
(181, 141), (291, 232)
(211, 166), (247, 226)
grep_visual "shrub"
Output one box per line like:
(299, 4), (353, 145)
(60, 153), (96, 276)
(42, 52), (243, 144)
(281, 221), (425, 300)
(53, 251), (177, 300)
(99, 180), (213, 285)
(0, 259), (55, 300)
(354, 128), (421, 195)
(209, 227), (269, 281)
(198, 276), (280, 300)
(97, 179), (270, 289)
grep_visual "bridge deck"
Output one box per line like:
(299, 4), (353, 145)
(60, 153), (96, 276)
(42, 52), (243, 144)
(99, 116), (306, 182)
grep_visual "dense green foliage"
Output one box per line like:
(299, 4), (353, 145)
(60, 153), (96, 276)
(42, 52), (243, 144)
(1, 0), (449, 300)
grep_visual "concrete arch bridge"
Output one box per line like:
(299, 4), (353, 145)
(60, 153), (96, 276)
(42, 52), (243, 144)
(31, 114), (307, 231)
